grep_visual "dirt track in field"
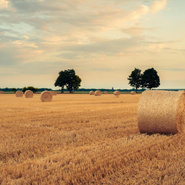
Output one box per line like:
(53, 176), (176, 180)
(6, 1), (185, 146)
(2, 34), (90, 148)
(0, 94), (185, 184)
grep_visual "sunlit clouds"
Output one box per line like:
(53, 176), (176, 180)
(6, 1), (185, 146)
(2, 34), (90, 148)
(0, 0), (184, 89)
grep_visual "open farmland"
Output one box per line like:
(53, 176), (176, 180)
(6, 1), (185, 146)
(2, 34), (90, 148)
(0, 94), (185, 184)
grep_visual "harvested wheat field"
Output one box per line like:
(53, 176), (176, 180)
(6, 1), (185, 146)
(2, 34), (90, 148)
(0, 94), (185, 185)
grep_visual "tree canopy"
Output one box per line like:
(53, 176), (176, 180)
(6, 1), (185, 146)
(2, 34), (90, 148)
(127, 68), (142, 93)
(142, 68), (160, 89)
(22, 86), (38, 93)
(55, 69), (82, 93)
(128, 68), (160, 92)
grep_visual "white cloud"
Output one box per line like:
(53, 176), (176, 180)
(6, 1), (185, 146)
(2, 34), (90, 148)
(0, 0), (8, 9)
(150, 0), (167, 13)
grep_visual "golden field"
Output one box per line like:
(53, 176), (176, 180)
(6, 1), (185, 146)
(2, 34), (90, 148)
(0, 94), (185, 185)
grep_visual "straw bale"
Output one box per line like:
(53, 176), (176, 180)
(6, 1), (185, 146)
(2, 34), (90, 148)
(40, 91), (53, 102)
(138, 90), (185, 134)
(89, 91), (95, 95)
(0, 91), (3, 94)
(25, 90), (34, 98)
(15, 91), (23, 97)
(113, 91), (121, 97)
(104, 91), (108, 94)
(95, 90), (102, 96)
(131, 91), (136, 95)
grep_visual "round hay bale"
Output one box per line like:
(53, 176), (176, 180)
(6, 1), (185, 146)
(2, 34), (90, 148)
(95, 90), (102, 96)
(89, 91), (95, 95)
(104, 91), (108, 94)
(113, 91), (121, 97)
(40, 91), (53, 102)
(0, 91), (3, 94)
(138, 90), (185, 134)
(131, 91), (136, 95)
(25, 90), (34, 98)
(15, 91), (23, 97)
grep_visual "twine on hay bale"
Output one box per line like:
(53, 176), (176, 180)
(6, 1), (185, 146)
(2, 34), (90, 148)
(104, 91), (108, 94)
(25, 90), (34, 98)
(16, 91), (23, 97)
(131, 91), (136, 95)
(89, 91), (95, 95)
(40, 91), (53, 102)
(138, 90), (185, 134)
(95, 90), (102, 96)
(113, 91), (121, 97)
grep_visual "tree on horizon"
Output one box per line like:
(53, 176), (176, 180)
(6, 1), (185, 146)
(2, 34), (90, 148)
(127, 68), (142, 93)
(141, 68), (160, 90)
(54, 69), (82, 93)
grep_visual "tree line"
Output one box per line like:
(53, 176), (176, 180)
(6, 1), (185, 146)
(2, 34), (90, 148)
(1, 68), (160, 94)
(55, 67), (160, 93)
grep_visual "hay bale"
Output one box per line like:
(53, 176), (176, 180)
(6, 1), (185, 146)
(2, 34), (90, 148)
(113, 91), (121, 97)
(104, 91), (108, 94)
(0, 91), (3, 94)
(138, 90), (185, 134)
(25, 90), (34, 98)
(40, 91), (53, 102)
(89, 91), (95, 95)
(16, 91), (23, 97)
(95, 90), (102, 96)
(131, 91), (136, 95)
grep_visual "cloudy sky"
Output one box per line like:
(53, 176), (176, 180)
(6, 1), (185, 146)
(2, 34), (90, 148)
(0, 0), (184, 89)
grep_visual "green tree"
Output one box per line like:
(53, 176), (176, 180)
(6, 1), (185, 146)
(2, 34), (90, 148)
(55, 69), (82, 93)
(12, 88), (17, 93)
(72, 75), (82, 91)
(128, 68), (142, 93)
(54, 71), (68, 93)
(141, 68), (160, 89)
(22, 86), (38, 93)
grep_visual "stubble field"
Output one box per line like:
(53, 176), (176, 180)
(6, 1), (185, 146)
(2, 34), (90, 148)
(0, 94), (185, 185)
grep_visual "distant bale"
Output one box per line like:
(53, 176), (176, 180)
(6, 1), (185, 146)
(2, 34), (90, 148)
(104, 91), (108, 94)
(51, 91), (57, 96)
(0, 91), (3, 94)
(138, 90), (185, 134)
(25, 90), (34, 98)
(95, 90), (102, 96)
(40, 91), (53, 102)
(89, 91), (95, 95)
(16, 91), (23, 97)
(131, 91), (136, 95)
(113, 91), (121, 97)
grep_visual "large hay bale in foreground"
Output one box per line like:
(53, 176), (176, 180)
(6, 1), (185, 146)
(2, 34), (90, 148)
(16, 91), (23, 97)
(95, 90), (102, 96)
(89, 91), (95, 95)
(138, 90), (185, 134)
(131, 91), (136, 95)
(40, 91), (53, 102)
(113, 91), (121, 97)
(25, 90), (34, 98)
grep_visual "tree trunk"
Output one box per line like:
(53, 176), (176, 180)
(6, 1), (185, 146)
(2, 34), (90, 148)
(136, 87), (138, 93)
(61, 86), (64, 93)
